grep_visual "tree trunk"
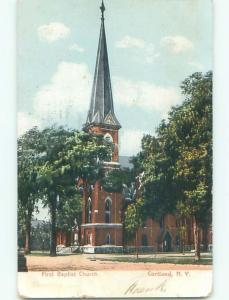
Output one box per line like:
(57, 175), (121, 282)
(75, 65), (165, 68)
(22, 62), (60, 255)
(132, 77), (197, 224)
(135, 230), (139, 259)
(50, 195), (57, 256)
(24, 209), (32, 254)
(193, 216), (200, 261)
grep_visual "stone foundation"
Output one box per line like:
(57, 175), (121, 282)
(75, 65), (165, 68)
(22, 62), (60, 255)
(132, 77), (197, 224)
(80, 245), (123, 254)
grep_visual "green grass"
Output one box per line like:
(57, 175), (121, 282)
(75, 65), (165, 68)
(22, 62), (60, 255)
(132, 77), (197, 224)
(95, 256), (212, 265)
(25, 251), (212, 265)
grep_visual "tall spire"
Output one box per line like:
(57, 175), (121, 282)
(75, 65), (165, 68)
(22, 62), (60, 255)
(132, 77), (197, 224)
(85, 1), (121, 129)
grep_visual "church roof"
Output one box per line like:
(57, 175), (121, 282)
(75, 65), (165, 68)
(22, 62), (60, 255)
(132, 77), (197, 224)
(84, 1), (121, 130)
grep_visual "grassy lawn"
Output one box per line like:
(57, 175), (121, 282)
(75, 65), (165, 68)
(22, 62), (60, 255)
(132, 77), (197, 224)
(25, 251), (212, 265)
(95, 255), (212, 265)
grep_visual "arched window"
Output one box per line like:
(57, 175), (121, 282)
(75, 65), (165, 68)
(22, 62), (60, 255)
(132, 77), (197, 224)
(104, 133), (113, 143)
(105, 233), (111, 245)
(105, 198), (111, 223)
(87, 198), (92, 223)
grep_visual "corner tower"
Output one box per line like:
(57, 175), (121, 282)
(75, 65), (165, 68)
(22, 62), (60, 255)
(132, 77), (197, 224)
(83, 0), (121, 161)
(81, 1), (123, 252)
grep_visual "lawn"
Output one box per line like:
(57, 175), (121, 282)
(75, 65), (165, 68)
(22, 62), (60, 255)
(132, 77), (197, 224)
(95, 254), (213, 265)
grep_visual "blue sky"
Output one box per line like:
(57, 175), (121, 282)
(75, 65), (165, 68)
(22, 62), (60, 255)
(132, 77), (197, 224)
(18, 0), (212, 156)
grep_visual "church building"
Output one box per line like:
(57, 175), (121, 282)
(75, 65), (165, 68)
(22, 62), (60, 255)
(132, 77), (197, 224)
(77, 1), (212, 253)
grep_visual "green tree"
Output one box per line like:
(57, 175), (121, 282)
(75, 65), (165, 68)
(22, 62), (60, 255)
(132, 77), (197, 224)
(173, 71), (212, 260)
(101, 167), (134, 193)
(37, 128), (111, 256)
(124, 198), (145, 258)
(139, 133), (178, 220)
(37, 127), (75, 256)
(18, 127), (41, 253)
(136, 71), (212, 260)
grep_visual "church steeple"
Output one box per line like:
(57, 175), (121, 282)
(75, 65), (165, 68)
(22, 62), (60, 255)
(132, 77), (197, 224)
(84, 1), (121, 130)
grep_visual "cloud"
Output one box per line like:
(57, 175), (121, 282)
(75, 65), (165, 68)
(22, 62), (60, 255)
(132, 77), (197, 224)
(34, 61), (92, 127)
(119, 129), (146, 156)
(161, 35), (194, 54)
(116, 36), (160, 64)
(69, 43), (84, 52)
(144, 43), (160, 64)
(38, 22), (70, 43)
(17, 112), (40, 136)
(113, 77), (181, 115)
(115, 35), (145, 49)
(188, 61), (204, 70)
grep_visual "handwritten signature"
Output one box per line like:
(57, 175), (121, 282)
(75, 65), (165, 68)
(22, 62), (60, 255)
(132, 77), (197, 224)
(124, 278), (168, 295)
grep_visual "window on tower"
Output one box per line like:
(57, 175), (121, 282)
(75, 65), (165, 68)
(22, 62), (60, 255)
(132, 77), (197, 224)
(104, 133), (113, 143)
(105, 198), (111, 223)
(87, 198), (92, 223)
(103, 133), (113, 162)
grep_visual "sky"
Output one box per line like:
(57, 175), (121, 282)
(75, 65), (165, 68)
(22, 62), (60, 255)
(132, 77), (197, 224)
(18, 0), (212, 158)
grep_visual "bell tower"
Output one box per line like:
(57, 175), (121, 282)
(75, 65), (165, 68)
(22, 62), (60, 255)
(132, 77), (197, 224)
(81, 1), (123, 252)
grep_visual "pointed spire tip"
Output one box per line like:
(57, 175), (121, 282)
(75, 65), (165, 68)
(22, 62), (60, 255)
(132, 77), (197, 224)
(100, 0), (105, 21)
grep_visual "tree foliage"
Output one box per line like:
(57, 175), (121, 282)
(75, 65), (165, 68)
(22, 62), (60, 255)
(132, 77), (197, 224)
(135, 71), (212, 259)
(18, 127), (42, 253)
(56, 187), (82, 230)
(36, 128), (112, 255)
(101, 167), (134, 193)
(18, 127), (112, 255)
(124, 198), (145, 238)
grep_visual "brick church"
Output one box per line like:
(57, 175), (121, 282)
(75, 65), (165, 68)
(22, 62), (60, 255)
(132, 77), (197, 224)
(58, 1), (212, 253)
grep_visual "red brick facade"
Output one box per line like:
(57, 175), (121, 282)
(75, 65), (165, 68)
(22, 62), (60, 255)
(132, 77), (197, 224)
(126, 214), (212, 251)
(80, 125), (123, 247)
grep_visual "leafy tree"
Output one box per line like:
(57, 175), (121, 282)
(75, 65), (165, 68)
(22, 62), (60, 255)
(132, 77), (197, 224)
(18, 127), (41, 253)
(101, 168), (134, 193)
(37, 128), (111, 256)
(36, 127), (75, 256)
(139, 134), (178, 221)
(173, 71), (212, 260)
(124, 198), (146, 258)
(136, 72), (212, 260)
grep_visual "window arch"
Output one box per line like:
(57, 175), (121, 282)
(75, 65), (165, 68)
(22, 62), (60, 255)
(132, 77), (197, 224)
(105, 198), (111, 223)
(86, 198), (92, 223)
(105, 233), (111, 245)
(104, 133), (113, 143)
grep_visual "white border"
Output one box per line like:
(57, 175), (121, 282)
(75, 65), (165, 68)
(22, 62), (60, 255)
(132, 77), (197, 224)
(1, 0), (229, 299)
